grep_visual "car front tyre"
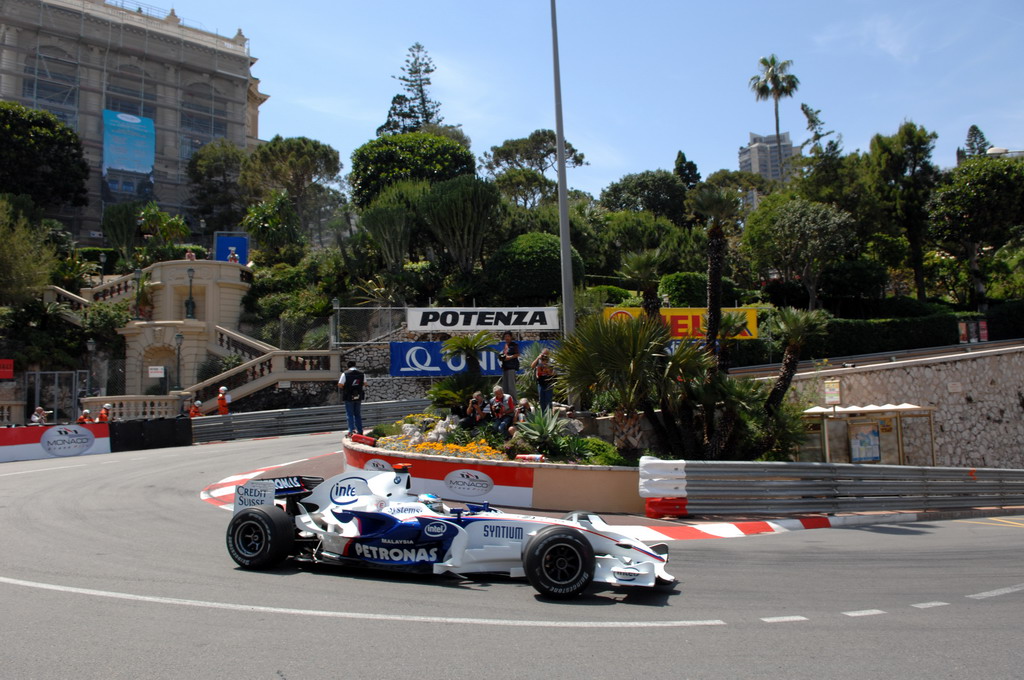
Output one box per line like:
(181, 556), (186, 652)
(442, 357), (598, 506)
(226, 506), (295, 569)
(523, 526), (595, 599)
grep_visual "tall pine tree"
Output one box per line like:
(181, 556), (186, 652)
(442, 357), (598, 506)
(377, 43), (443, 136)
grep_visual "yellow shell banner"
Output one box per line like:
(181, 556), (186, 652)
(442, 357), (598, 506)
(602, 307), (759, 340)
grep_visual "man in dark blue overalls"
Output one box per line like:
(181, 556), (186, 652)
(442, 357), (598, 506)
(338, 361), (366, 435)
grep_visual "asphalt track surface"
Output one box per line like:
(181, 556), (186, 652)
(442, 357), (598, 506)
(1, 435), (1022, 679)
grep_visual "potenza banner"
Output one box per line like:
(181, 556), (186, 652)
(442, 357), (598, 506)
(604, 307), (760, 340)
(390, 341), (555, 377)
(407, 307), (559, 332)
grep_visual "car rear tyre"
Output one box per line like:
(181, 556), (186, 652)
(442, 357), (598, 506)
(226, 506), (295, 569)
(523, 525), (595, 599)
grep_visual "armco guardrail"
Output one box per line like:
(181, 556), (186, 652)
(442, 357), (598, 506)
(190, 399), (430, 443)
(640, 458), (1024, 515)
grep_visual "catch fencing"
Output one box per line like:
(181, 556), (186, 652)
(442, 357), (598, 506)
(190, 398), (430, 443)
(639, 458), (1024, 515)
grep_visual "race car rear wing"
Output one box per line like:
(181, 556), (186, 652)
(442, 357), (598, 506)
(260, 475), (324, 499)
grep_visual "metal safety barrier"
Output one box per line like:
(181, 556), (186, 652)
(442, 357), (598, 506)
(190, 399), (430, 443)
(640, 458), (1024, 515)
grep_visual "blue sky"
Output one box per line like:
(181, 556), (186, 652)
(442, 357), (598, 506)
(164, 0), (1024, 198)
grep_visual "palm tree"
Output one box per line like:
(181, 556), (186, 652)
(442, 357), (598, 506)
(691, 185), (739, 362)
(617, 249), (665, 319)
(555, 315), (668, 457)
(763, 307), (829, 417)
(749, 54), (800, 179)
(441, 330), (495, 375)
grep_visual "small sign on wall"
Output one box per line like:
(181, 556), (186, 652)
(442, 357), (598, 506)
(147, 366), (165, 378)
(823, 378), (841, 405)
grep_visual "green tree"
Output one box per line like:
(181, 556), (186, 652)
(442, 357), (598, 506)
(0, 102), (88, 208)
(749, 54), (800, 179)
(494, 167), (556, 209)
(692, 185), (739, 359)
(866, 121), (938, 300)
(485, 231), (584, 305)
(241, 190), (303, 259)
(187, 138), (247, 233)
(419, 175), (501, 280)
(241, 135), (341, 234)
(481, 129), (585, 178)
(349, 132), (476, 208)
(377, 42), (444, 136)
(100, 201), (143, 268)
(957, 124), (991, 163)
(0, 198), (56, 305)
(419, 122), (471, 150)
(673, 151), (701, 190)
(929, 157), (1024, 310)
(744, 195), (856, 310)
(600, 170), (689, 226)
(617, 249), (665, 318)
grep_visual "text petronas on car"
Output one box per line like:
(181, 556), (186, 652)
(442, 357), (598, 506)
(225, 464), (675, 599)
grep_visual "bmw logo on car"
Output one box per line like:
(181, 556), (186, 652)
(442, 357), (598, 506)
(424, 522), (447, 538)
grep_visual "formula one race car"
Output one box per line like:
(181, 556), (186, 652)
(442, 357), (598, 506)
(225, 465), (675, 599)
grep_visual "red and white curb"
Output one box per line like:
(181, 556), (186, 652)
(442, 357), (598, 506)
(201, 464), (915, 539)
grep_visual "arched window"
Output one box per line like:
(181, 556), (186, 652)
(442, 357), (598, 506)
(106, 65), (156, 119)
(23, 46), (78, 127)
(179, 82), (228, 159)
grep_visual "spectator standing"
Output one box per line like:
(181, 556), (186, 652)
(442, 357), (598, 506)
(76, 409), (93, 424)
(490, 385), (515, 438)
(339, 361), (366, 435)
(217, 387), (231, 415)
(460, 391), (488, 430)
(530, 347), (556, 412)
(30, 406), (48, 425)
(184, 249), (197, 261)
(498, 331), (520, 401)
(97, 404), (111, 423)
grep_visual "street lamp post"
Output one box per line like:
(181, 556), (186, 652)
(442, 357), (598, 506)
(98, 252), (106, 287)
(133, 267), (142, 320)
(550, 0), (575, 339)
(330, 297), (340, 348)
(173, 332), (184, 391)
(85, 338), (96, 396)
(185, 267), (196, 319)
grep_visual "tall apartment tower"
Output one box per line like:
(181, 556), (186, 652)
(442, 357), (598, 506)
(0, 0), (268, 237)
(738, 132), (799, 181)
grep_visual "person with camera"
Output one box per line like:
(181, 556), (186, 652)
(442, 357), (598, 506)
(498, 331), (520, 401)
(489, 385), (515, 438)
(338, 360), (366, 435)
(460, 391), (488, 430)
(530, 347), (556, 412)
(508, 398), (534, 438)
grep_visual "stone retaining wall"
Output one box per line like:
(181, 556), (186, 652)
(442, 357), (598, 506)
(790, 345), (1024, 468)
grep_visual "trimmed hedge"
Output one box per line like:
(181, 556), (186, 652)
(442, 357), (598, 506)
(660, 272), (740, 307)
(590, 285), (632, 304)
(484, 232), (584, 305)
(822, 314), (960, 357)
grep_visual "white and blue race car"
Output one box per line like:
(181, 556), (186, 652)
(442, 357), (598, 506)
(226, 464), (675, 599)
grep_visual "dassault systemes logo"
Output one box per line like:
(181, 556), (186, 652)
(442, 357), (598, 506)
(40, 425), (95, 457)
(443, 469), (494, 497)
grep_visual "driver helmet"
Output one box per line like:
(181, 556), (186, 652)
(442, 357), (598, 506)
(103, 403), (112, 410)
(418, 493), (444, 513)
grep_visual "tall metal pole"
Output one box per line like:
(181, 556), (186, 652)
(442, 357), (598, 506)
(550, 0), (575, 338)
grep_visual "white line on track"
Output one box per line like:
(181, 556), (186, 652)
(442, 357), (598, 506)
(0, 576), (724, 629)
(761, 616), (808, 623)
(0, 464), (86, 477)
(966, 584), (1024, 599)
(843, 609), (886, 617)
(911, 601), (949, 609)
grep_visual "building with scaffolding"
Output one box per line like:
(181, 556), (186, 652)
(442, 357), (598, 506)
(0, 0), (267, 238)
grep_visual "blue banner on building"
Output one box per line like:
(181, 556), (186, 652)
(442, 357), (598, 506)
(214, 232), (250, 264)
(389, 341), (556, 377)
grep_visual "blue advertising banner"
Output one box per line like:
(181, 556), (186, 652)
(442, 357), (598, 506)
(390, 341), (556, 377)
(214, 232), (250, 264)
(102, 110), (155, 174)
